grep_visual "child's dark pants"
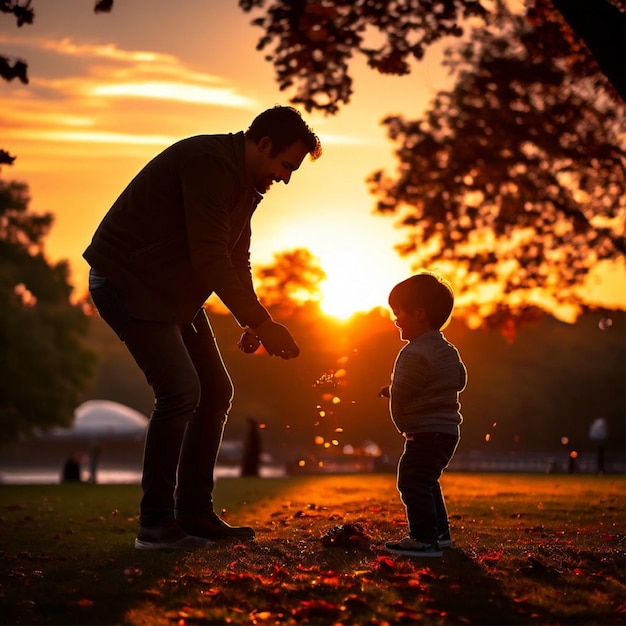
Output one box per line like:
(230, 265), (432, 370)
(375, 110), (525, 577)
(397, 432), (459, 545)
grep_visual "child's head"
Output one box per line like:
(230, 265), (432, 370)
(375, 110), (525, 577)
(388, 272), (455, 330)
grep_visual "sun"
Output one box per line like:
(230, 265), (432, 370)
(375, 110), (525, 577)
(319, 275), (367, 320)
(252, 210), (412, 321)
(316, 248), (404, 320)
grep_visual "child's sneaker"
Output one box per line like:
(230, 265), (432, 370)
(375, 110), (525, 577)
(384, 537), (443, 557)
(437, 530), (454, 548)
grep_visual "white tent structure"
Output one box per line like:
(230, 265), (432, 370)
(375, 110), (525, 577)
(49, 400), (149, 440)
(0, 401), (149, 484)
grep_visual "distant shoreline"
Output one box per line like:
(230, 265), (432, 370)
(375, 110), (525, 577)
(0, 464), (287, 485)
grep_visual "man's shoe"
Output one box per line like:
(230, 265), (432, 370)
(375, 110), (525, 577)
(437, 530), (454, 549)
(176, 512), (255, 541)
(134, 517), (211, 551)
(384, 536), (442, 557)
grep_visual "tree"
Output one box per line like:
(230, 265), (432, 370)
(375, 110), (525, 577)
(0, 0), (111, 84)
(4, 0), (623, 101)
(254, 248), (326, 313)
(0, 169), (95, 445)
(549, 0), (625, 100)
(238, 1), (625, 328)
(1, 0), (113, 160)
(367, 11), (625, 326)
(239, 0), (625, 114)
(239, 0), (490, 114)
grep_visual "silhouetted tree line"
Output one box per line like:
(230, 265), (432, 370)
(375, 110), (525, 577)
(0, 166), (95, 445)
(82, 303), (625, 466)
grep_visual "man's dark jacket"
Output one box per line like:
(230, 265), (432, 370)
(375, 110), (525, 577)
(84, 132), (271, 328)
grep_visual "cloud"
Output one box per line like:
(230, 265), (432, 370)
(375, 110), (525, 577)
(91, 81), (255, 108)
(42, 37), (182, 65)
(7, 128), (175, 146)
(2, 36), (258, 150)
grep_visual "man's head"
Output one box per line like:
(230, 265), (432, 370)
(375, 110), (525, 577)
(245, 105), (322, 193)
(389, 272), (455, 339)
(246, 106), (322, 159)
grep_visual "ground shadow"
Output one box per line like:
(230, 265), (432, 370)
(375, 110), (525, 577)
(426, 548), (532, 625)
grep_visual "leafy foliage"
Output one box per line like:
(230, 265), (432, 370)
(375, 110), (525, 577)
(0, 0), (34, 27)
(238, 0), (625, 324)
(0, 174), (95, 445)
(0, 0), (34, 84)
(0, 149), (16, 165)
(0, 55), (28, 83)
(254, 247), (326, 312)
(546, 0), (626, 100)
(239, 0), (490, 114)
(367, 11), (625, 324)
(239, 0), (625, 114)
(0, 0), (111, 86)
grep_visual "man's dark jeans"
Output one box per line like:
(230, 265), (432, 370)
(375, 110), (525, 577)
(397, 432), (459, 545)
(89, 276), (233, 526)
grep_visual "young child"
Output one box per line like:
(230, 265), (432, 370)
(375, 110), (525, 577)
(379, 272), (467, 557)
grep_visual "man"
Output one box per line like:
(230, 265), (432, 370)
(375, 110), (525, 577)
(84, 106), (321, 550)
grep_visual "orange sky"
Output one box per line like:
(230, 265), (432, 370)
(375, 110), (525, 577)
(2, 0), (624, 321)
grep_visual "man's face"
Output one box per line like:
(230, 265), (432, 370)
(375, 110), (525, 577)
(253, 138), (310, 194)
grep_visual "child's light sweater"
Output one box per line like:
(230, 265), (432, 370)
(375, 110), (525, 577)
(390, 329), (467, 436)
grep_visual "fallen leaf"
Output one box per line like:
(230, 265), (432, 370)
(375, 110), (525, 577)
(375, 555), (396, 571)
(343, 594), (367, 609)
(296, 563), (319, 573)
(293, 599), (344, 620)
(200, 587), (220, 597)
(321, 523), (370, 548)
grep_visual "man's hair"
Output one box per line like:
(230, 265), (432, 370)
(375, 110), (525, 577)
(245, 105), (322, 160)
(388, 272), (455, 329)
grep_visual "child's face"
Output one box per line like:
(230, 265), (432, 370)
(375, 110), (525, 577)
(391, 305), (427, 341)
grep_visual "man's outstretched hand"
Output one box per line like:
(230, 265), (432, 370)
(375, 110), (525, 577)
(237, 328), (261, 354)
(254, 319), (300, 359)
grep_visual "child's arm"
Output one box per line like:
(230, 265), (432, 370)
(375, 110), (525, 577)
(378, 385), (390, 398)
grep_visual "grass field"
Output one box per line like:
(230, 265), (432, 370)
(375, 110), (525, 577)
(0, 473), (624, 625)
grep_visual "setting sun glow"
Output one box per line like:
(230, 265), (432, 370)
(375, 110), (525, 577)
(316, 246), (402, 320)
(319, 262), (382, 320)
(261, 215), (409, 321)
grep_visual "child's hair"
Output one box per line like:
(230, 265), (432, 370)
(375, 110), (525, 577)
(388, 272), (455, 329)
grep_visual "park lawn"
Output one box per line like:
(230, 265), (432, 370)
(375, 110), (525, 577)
(0, 473), (624, 625)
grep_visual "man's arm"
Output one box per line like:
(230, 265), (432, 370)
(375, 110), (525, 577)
(182, 154), (270, 329)
(182, 154), (299, 359)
